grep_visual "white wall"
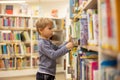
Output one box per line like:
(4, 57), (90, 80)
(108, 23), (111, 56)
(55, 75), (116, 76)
(1, 0), (69, 18)
(39, 1), (69, 18)
(29, 1), (69, 18)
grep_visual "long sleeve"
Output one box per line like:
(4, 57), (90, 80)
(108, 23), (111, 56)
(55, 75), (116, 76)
(58, 42), (68, 48)
(40, 43), (69, 60)
(51, 41), (68, 50)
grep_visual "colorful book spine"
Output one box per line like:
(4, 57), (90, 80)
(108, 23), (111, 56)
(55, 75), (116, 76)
(80, 18), (88, 46)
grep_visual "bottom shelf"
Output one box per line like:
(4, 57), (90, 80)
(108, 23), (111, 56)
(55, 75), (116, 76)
(0, 69), (37, 77)
(0, 65), (64, 77)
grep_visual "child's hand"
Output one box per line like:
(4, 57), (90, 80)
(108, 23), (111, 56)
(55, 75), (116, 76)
(66, 42), (74, 50)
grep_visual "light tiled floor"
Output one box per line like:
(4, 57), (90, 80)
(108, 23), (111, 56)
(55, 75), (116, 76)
(0, 72), (66, 80)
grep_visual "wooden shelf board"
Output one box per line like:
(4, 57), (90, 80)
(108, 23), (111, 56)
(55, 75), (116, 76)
(32, 28), (36, 30)
(0, 69), (37, 77)
(0, 14), (31, 18)
(25, 54), (31, 56)
(0, 41), (31, 44)
(0, 41), (21, 43)
(74, 0), (97, 19)
(102, 49), (119, 58)
(80, 56), (98, 59)
(32, 28), (63, 32)
(32, 53), (39, 58)
(81, 45), (98, 52)
(32, 16), (64, 19)
(0, 27), (30, 31)
(0, 54), (10, 59)
(83, 0), (97, 10)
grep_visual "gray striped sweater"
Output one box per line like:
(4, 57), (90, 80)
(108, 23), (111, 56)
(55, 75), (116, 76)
(37, 38), (69, 76)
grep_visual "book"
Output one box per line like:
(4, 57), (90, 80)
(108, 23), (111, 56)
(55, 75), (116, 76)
(2, 44), (7, 54)
(21, 31), (30, 41)
(80, 18), (88, 46)
(5, 5), (13, 14)
(92, 14), (98, 45)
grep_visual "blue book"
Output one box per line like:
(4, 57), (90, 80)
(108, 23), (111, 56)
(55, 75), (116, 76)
(2, 45), (7, 54)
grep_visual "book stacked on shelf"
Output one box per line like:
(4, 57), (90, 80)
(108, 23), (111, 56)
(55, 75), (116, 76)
(79, 47), (98, 80)
(79, 17), (88, 46)
(101, 59), (118, 80)
(100, 0), (120, 51)
(0, 58), (15, 70)
(0, 16), (30, 28)
(87, 9), (98, 46)
(16, 57), (31, 70)
(68, 47), (78, 80)
(32, 57), (39, 68)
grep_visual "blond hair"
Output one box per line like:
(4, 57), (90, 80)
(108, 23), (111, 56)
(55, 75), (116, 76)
(35, 18), (53, 34)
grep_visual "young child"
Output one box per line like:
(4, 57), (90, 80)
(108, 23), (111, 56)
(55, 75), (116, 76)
(35, 18), (74, 80)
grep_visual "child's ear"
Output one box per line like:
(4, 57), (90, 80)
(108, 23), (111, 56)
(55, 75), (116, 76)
(39, 28), (43, 33)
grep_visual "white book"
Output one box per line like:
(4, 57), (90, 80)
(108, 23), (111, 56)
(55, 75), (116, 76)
(93, 70), (98, 80)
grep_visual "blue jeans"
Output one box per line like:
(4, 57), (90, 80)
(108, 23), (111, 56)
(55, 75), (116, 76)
(36, 72), (55, 80)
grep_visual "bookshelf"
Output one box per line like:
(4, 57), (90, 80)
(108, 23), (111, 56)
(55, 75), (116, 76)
(0, 3), (66, 77)
(67, 0), (120, 80)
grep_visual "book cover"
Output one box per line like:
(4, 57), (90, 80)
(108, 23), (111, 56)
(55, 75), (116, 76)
(2, 44), (7, 54)
(80, 18), (88, 46)
(5, 5), (13, 14)
(92, 14), (98, 45)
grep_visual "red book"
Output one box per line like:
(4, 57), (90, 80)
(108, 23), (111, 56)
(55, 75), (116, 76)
(91, 61), (98, 80)
(106, 0), (112, 38)
(6, 5), (13, 14)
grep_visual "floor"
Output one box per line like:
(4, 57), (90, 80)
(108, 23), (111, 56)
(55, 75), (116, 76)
(0, 72), (66, 80)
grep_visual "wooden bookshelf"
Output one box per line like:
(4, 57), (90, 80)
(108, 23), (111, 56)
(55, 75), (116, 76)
(0, 3), (66, 78)
(76, 0), (120, 79)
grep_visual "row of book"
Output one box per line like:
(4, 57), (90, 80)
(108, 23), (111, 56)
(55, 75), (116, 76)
(0, 16), (31, 27)
(0, 57), (39, 70)
(78, 47), (120, 80)
(69, 9), (98, 46)
(67, 47), (98, 80)
(100, 0), (120, 51)
(0, 31), (30, 41)
(0, 31), (23, 41)
(0, 43), (38, 56)
(101, 59), (120, 80)
(67, 47), (78, 80)
(78, 48), (98, 80)
(0, 43), (31, 55)
(87, 9), (98, 45)
(0, 16), (62, 30)
(100, 0), (120, 79)
(68, 48), (120, 80)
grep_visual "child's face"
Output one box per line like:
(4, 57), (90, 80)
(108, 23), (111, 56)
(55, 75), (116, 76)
(40, 24), (53, 39)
